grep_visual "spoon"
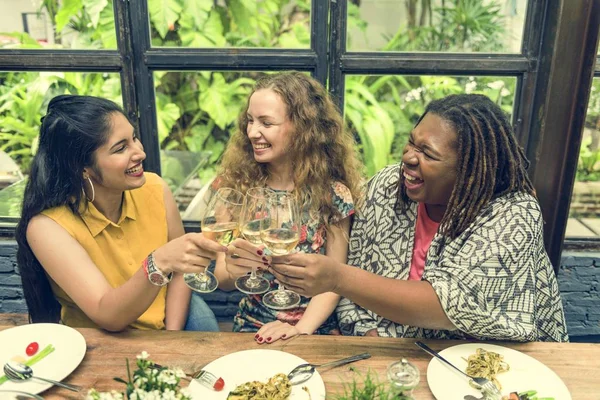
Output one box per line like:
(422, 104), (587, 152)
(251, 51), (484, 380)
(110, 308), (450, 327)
(287, 352), (371, 385)
(3, 361), (82, 392)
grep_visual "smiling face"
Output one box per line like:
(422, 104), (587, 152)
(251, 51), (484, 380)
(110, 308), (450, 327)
(246, 89), (294, 168)
(85, 112), (146, 195)
(401, 112), (459, 219)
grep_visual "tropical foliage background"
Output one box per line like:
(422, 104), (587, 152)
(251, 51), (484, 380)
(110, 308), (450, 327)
(0, 0), (597, 217)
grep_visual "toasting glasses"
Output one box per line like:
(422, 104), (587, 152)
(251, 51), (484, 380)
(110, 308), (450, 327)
(260, 192), (302, 310)
(235, 187), (274, 294)
(184, 187), (244, 293)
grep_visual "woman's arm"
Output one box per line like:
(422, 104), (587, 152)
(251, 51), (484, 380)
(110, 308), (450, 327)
(162, 179), (191, 330)
(27, 215), (163, 332)
(293, 218), (348, 334)
(257, 218), (350, 343)
(270, 253), (455, 331)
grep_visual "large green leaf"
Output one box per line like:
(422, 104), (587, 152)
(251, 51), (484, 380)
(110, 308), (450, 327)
(179, 10), (225, 47)
(148, 0), (183, 39)
(183, 0), (213, 28)
(227, 0), (256, 36)
(156, 94), (182, 143)
(55, 0), (83, 32)
(82, 0), (108, 28)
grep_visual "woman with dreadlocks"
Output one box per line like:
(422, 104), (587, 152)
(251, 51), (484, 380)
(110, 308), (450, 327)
(268, 94), (568, 342)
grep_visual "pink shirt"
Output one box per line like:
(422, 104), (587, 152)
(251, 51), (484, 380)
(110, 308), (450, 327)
(408, 202), (440, 280)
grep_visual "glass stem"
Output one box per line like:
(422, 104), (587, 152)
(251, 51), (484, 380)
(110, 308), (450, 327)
(249, 265), (257, 280)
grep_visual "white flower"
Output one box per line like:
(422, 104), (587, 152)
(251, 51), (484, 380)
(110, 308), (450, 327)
(501, 88), (510, 97)
(487, 80), (505, 90)
(465, 81), (477, 93)
(137, 351), (150, 360)
(405, 88), (422, 102)
(173, 368), (186, 378)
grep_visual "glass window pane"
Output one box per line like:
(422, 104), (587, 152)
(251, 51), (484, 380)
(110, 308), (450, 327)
(566, 77), (600, 238)
(344, 75), (517, 177)
(0, 71), (122, 217)
(0, 0), (116, 50)
(149, 0), (311, 48)
(154, 71), (265, 219)
(348, 0), (528, 53)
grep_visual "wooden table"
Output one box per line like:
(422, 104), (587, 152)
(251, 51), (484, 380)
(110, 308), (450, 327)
(1, 327), (597, 399)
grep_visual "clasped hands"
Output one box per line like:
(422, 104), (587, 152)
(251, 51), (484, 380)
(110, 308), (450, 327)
(223, 238), (341, 297)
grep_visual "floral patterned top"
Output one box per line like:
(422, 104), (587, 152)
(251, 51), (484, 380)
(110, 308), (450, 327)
(233, 182), (355, 334)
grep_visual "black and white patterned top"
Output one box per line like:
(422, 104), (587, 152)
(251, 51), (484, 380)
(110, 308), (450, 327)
(336, 164), (568, 342)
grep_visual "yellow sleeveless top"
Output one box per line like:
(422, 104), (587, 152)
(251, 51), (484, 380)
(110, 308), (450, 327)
(41, 172), (169, 330)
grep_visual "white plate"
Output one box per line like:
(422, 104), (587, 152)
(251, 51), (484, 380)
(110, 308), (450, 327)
(426, 343), (571, 400)
(188, 349), (326, 399)
(0, 323), (86, 398)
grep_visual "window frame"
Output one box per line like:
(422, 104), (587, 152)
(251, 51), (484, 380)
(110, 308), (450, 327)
(0, 0), (597, 272)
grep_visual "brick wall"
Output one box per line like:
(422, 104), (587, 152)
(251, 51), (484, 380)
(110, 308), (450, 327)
(2, 239), (599, 341)
(558, 251), (600, 339)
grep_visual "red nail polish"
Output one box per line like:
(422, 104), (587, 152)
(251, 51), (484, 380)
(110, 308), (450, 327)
(258, 337), (263, 342)
(263, 261), (269, 266)
(262, 256), (268, 262)
(282, 334), (287, 338)
(266, 337), (272, 342)
(254, 333), (259, 339)
(257, 249), (263, 256)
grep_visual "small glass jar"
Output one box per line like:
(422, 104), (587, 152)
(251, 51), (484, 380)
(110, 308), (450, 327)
(387, 358), (420, 399)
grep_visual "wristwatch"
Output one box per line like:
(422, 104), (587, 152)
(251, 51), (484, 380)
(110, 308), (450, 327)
(145, 252), (173, 286)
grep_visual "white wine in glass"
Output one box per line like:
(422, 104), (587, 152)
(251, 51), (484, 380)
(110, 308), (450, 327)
(261, 192), (302, 310)
(235, 187), (274, 295)
(184, 187), (244, 293)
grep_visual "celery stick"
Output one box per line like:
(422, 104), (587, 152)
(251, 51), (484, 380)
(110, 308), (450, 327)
(0, 344), (55, 385)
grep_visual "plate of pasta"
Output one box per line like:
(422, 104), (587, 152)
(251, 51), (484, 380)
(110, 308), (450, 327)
(426, 343), (571, 400)
(187, 349), (326, 399)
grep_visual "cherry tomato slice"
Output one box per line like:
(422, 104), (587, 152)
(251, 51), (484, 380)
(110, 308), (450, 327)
(25, 342), (39, 357)
(213, 377), (225, 391)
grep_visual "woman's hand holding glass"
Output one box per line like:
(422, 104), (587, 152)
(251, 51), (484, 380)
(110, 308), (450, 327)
(152, 233), (228, 275)
(224, 239), (270, 284)
(234, 187), (274, 294)
(269, 252), (343, 298)
(260, 192), (302, 310)
(184, 188), (244, 293)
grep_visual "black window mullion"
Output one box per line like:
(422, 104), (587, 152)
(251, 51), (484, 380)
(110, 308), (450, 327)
(327, 0), (347, 110)
(311, 0), (329, 85)
(516, 0), (548, 166)
(113, 0), (138, 128)
(340, 53), (531, 74)
(144, 49), (316, 70)
(0, 50), (120, 71)
(128, 0), (160, 174)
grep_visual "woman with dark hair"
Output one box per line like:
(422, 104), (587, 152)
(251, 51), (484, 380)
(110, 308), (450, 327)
(269, 93), (568, 342)
(16, 95), (222, 332)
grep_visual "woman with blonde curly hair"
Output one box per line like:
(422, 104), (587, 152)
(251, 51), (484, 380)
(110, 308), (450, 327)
(197, 71), (364, 343)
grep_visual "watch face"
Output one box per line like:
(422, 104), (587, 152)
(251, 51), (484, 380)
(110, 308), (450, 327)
(149, 273), (165, 285)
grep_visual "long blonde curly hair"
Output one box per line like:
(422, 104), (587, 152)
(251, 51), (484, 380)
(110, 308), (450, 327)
(218, 72), (364, 230)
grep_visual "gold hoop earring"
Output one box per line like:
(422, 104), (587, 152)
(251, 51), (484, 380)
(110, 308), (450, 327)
(83, 176), (95, 202)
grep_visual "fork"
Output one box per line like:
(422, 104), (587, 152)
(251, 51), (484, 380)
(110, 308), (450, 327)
(415, 341), (502, 399)
(152, 363), (224, 391)
(186, 369), (224, 391)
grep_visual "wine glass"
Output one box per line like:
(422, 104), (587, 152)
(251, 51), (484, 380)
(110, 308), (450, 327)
(261, 192), (302, 310)
(235, 187), (273, 294)
(184, 187), (244, 293)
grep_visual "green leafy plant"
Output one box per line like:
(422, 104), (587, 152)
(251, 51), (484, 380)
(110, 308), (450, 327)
(86, 351), (190, 400)
(576, 137), (600, 182)
(334, 370), (415, 400)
